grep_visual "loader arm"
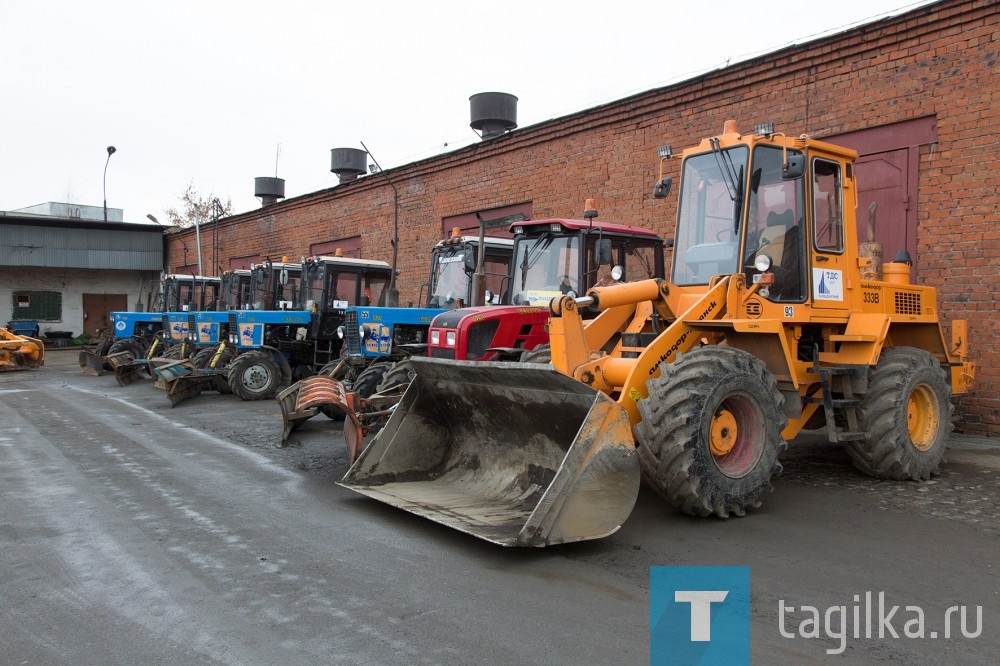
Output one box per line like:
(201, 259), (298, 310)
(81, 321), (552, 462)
(548, 277), (733, 426)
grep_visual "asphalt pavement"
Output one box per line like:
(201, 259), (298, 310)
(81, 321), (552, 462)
(2, 348), (998, 665)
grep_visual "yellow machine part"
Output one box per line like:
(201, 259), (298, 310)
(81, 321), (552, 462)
(0, 329), (45, 371)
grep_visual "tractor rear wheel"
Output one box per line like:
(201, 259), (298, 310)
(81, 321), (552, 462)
(635, 346), (787, 518)
(192, 347), (236, 393)
(849, 347), (952, 480)
(354, 361), (394, 399)
(108, 338), (144, 360)
(519, 344), (551, 364)
(228, 351), (281, 401)
(376, 359), (416, 393)
(162, 343), (193, 360)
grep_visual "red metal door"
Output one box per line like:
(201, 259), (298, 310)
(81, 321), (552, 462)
(82, 293), (127, 337)
(854, 149), (913, 266)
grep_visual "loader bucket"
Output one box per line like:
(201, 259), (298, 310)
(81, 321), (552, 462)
(339, 357), (640, 547)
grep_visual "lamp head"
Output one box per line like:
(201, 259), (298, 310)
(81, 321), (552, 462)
(107, 145), (117, 156)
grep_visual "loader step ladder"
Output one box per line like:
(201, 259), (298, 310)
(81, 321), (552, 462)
(804, 346), (867, 444)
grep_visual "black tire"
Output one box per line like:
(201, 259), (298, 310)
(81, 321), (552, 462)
(376, 359), (416, 393)
(849, 347), (952, 480)
(635, 346), (788, 518)
(354, 361), (394, 399)
(519, 344), (551, 364)
(162, 343), (193, 361)
(228, 351), (281, 401)
(108, 338), (144, 359)
(192, 347), (236, 393)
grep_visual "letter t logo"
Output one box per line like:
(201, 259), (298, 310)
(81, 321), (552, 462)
(674, 591), (730, 641)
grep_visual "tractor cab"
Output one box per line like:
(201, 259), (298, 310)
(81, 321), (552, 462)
(508, 217), (664, 307)
(219, 269), (253, 310)
(248, 259), (303, 310)
(156, 274), (223, 312)
(425, 232), (514, 308)
(301, 255), (393, 341)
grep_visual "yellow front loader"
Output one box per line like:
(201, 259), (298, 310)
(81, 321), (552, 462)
(340, 122), (975, 547)
(0, 327), (45, 371)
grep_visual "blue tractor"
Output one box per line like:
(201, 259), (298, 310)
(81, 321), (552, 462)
(277, 233), (514, 442)
(159, 255), (394, 404)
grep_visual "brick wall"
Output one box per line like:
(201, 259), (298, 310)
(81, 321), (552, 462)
(165, 0), (1000, 433)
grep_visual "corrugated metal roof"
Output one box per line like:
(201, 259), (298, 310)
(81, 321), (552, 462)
(0, 217), (163, 270)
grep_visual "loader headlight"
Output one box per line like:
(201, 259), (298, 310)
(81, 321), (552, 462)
(446, 331), (456, 347)
(611, 265), (624, 281)
(430, 330), (440, 345)
(336, 325), (345, 339)
(359, 325), (367, 341)
(754, 254), (773, 272)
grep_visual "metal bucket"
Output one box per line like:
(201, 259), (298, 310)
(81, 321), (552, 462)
(339, 357), (640, 547)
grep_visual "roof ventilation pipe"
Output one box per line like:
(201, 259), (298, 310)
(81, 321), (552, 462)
(470, 92), (518, 140)
(254, 177), (286, 207)
(330, 148), (368, 184)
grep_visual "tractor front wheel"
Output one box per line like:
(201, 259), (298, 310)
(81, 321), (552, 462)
(635, 346), (788, 518)
(849, 347), (952, 480)
(228, 351), (281, 401)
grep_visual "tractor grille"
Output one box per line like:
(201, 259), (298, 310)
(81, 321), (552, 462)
(430, 347), (456, 360)
(228, 312), (238, 340)
(894, 290), (922, 315)
(343, 309), (362, 355)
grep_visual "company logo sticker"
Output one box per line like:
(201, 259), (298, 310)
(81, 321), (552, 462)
(650, 566), (750, 665)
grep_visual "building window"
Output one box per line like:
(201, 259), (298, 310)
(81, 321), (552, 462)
(12, 291), (62, 321)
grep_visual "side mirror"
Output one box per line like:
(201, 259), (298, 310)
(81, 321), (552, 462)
(652, 177), (672, 199)
(782, 155), (805, 180)
(595, 239), (613, 266)
(464, 250), (477, 272)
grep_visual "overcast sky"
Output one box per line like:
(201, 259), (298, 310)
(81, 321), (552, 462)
(1, 0), (937, 224)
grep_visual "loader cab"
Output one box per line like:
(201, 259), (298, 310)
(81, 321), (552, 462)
(671, 137), (807, 302)
(509, 219), (664, 306)
(301, 255), (393, 340)
(425, 234), (514, 308)
(249, 260), (303, 311)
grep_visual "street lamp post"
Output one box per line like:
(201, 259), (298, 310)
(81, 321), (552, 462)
(103, 145), (117, 222)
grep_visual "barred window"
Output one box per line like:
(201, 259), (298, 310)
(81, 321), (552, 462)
(12, 291), (62, 321)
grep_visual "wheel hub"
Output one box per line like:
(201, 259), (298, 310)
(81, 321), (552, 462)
(907, 384), (939, 452)
(710, 409), (738, 456)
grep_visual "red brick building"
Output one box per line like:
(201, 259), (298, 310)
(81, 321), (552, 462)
(166, 0), (999, 433)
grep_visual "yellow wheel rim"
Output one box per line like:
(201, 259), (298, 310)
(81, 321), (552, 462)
(710, 409), (738, 456)
(907, 384), (939, 452)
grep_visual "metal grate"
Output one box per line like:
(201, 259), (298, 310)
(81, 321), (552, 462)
(11, 290), (61, 321)
(894, 291), (922, 315)
(342, 309), (361, 355)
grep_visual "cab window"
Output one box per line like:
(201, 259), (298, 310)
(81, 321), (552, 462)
(813, 159), (845, 253)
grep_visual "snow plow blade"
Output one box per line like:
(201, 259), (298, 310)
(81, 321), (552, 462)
(276, 376), (348, 444)
(339, 357), (640, 547)
(0, 330), (45, 371)
(79, 349), (107, 376)
(112, 353), (147, 386)
(152, 359), (211, 406)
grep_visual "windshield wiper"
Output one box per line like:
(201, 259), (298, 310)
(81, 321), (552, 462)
(519, 233), (553, 290)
